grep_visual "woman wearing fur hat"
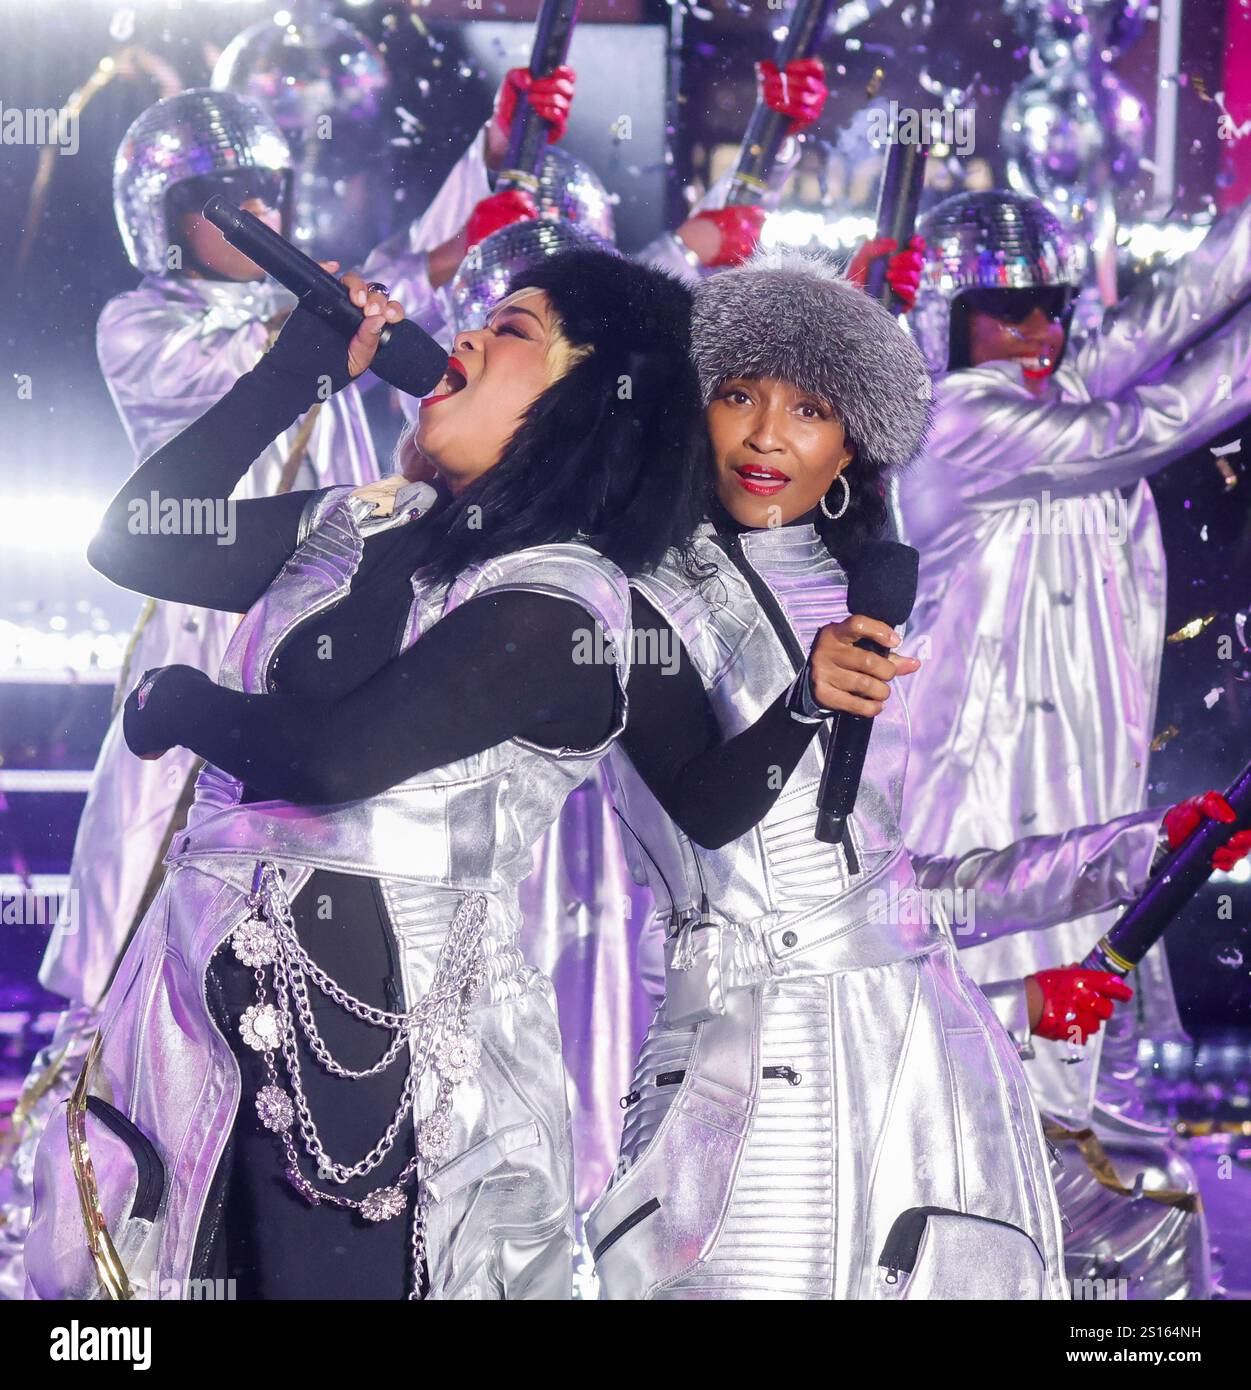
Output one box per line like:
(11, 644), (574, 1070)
(23, 249), (707, 1302)
(587, 247), (1070, 1300)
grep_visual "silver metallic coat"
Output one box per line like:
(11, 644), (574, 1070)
(588, 522), (1067, 1299)
(895, 202), (1251, 1126)
(24, 486), (633, 1301)
(895, 203), (1251, 1297)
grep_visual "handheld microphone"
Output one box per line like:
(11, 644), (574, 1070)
(862, 134), (928, 308)
(202, 197), (449, 399)
(814, 540), (920, 846)
(1082, 756), (1251, 977)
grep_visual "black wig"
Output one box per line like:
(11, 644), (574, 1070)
(418, 248), (711, 585)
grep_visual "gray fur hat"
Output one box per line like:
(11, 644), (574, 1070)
(690, 246), (933, 472)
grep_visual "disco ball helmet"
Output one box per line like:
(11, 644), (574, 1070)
(451, 218), (616, 331)
(912, 190), (1082, 374)
(113, 88), (291, 275)
(535, 147), (615, 243)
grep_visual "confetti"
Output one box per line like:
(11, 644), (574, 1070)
(1166, 613), (1217, 643)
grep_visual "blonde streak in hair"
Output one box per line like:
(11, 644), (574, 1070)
(543, 331), (592, 382)
(488, 285), (590, 383)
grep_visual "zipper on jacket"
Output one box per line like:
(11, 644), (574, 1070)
(619, 1063), (803, 1107)
(592, 1197), (661, 1261)
(85, 1097), (166, 1224)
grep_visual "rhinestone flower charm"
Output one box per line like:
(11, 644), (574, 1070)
(360, 1186), (407, 1223)
(231, 915), (279, 968)
(239, 1003), (283, 1052)
(434, 1030), (481, 1085)
(417, 1111), (453, 1163)
(255, 1084), (294, 1133)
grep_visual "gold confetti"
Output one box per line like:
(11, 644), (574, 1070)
(1166, 612), (1217, 644)
(1150, 725), (1179, 751)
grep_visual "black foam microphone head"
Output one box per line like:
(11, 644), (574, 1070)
(845, 540), (920, 629)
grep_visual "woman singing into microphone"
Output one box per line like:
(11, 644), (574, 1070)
(588, 248), (1072, 1300)
(25, 249), (707, 1302)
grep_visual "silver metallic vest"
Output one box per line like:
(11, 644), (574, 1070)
(182, 484), (632, 896)
(604, 520), (913, 957)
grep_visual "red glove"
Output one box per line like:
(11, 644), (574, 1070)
(1164, 790), (1251, 872)
(1030, 967), (1134, 1045)
(847, 235), (926, 311)
(756, 57), (828, 134)
(464, 189), (538, 248)
(493, 65), (576, 144)
(691, 205), (767, 268)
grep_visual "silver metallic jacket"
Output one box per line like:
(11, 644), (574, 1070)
(24, 486), (633, 1301)
(895, 201), (1251, 1296)
(896, 202), (1251, 1125)
(588, 522), (1067, 1299)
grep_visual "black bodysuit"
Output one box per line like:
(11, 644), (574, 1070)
(95, 351), (826, 1298)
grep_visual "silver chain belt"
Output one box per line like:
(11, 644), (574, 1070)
(229, 863), (488, 1300)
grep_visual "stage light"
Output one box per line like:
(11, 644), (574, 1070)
(0, 492), (105, 559)
(761, 209), (877, 253)
(1118, 220), (1210, 266)
(0, 619), (125, 680)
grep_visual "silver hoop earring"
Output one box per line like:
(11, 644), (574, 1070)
(820, 474), (851, 521)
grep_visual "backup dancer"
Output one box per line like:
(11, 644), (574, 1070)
(24, 248), (707, 1301)
(896, 189), (1251, 1297)
(587, 248), (1070, 1300)
(0, 89), (380, 1299)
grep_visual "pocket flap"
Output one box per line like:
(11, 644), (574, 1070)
(878, 1207), (1046, 1300)
(423, 1121), (541, 1204)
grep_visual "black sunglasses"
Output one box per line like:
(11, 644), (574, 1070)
(962, 286), (1072, 325)
(168, 168), (287, 217)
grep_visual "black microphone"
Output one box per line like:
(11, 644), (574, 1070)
(814, 540), (920, 846)
(202, 197), (449, 399)
(1082, 756), (1251, 977)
